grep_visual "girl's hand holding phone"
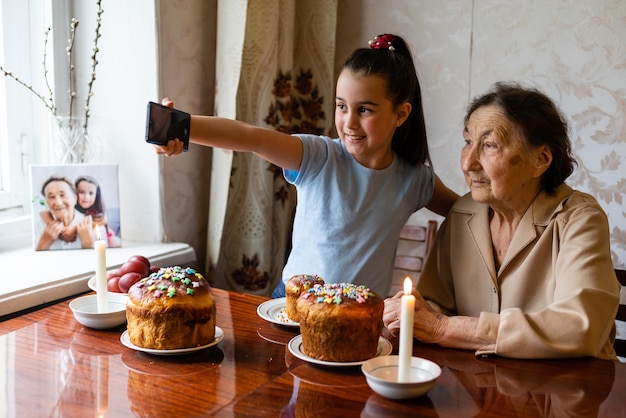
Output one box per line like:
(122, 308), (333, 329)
(155, 138), (184, 156)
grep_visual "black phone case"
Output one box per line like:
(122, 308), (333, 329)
(145, 101), (191, 151)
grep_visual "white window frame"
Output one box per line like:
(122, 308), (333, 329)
(0, 0), (70, 243)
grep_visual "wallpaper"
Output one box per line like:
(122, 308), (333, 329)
(336, 0), (626, 268)
(471, 0), (626, 269)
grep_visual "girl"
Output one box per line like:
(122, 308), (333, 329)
(75, 176), (121, 247)
(75, 176), (106, 224)
(156, 34), (458, 297)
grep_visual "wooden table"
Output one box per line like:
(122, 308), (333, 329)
(0, 288), (624, 417)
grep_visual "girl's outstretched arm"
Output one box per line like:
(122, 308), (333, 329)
(154, 98), (303, 171)
(190, 115), (303, 170)
(425, 176), (459, 217)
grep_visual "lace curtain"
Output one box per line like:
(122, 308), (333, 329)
(209, 0), (338, 295)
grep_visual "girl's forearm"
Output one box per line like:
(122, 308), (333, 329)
(189, 115), (303, 170)
(190, 116), (262, 151)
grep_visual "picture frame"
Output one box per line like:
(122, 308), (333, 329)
(30, 164), (121, 251)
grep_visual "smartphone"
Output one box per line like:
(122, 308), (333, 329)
(145, 101), (191, 151)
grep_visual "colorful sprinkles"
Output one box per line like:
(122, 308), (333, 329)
(275, 307), (291, 323)
(136, 266), (206, 298)
(288, 274), (324, 293)
(303, 283), (376, 304)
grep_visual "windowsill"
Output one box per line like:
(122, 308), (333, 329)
(0, 240), (196, 318)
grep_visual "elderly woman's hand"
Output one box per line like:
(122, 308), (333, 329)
(383, 289), (448, 344)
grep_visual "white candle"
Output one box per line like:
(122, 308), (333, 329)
(398, 277), (415, 382)
(95, 227), (108, 313)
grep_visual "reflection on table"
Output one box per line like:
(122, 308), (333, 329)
(0, 288), (624, 417)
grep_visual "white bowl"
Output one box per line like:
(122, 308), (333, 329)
(361, 355), (441, 399)
(69, 293), (128, 329)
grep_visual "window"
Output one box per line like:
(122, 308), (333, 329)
(0, 0), (61, 239)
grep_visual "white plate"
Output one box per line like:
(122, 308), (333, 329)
(120, 326), (224, 356)
(288, 335), (392, 367)
(257, 298), (299, 327)
(88, 276), (128, 295)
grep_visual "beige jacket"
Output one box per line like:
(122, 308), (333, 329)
(418, 184), (619, 359)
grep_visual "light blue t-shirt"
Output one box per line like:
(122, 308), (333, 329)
(282, 134), (434, 296)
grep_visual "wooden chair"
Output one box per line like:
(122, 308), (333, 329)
(615, 269), (626, 360)
(388, 220), (438, 297)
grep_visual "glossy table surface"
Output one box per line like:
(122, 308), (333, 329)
(0, 288), (625, 417)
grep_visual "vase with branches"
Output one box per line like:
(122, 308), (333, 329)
(0, 0), (103, 163)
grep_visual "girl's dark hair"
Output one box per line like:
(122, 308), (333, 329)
(464, 82), (577, 194)
(75, 175), (106, 216)
(341, 34), (430, 166)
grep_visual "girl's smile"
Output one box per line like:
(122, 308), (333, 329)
(334, 70), (408, 170)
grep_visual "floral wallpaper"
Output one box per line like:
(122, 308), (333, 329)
(336, 0), (626, 268)
(471, 1), (626, 269)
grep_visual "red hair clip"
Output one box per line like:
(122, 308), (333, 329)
(368, 34), (396, 51)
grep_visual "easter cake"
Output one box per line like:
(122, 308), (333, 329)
(285, 274), (325, 322)
(296, 282), (383, 362)
(126, 266), (216, 350)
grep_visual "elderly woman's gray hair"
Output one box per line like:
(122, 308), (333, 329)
(41, 175), (76, 197)
(464, 82), (577, 194)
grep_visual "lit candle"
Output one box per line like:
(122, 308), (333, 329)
(95, 226), (108, 313)
(398, 277), (415, 382)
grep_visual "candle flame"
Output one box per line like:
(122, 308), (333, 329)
(95, 226), (102, 241)
(403, 277), (413, 295)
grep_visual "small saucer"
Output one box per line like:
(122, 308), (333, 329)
(361, 355), (441, 399)
(69, 293), (127, 329)
(257, 298), (299, 327)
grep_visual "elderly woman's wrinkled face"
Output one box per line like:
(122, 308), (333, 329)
(461, 105), (540, 208)
(44, 180), (77, 223)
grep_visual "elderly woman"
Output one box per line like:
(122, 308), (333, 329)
(384, 82), (620, 359)
(35, 176), (95, 250)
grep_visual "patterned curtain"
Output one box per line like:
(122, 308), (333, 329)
(210, 0), (338, 295)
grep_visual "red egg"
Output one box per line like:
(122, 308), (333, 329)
(119, 260), (150, 277)
(118, 272), (142, 293)
(107, 276), (121, 293)
(128, 255), (150, 269)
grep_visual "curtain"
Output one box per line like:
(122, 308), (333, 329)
(155, 0), (216, 274)
(210, 0), (338, 296)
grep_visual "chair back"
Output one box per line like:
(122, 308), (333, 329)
(389, 220), (438, 297)
(615, 269), (626, 360)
